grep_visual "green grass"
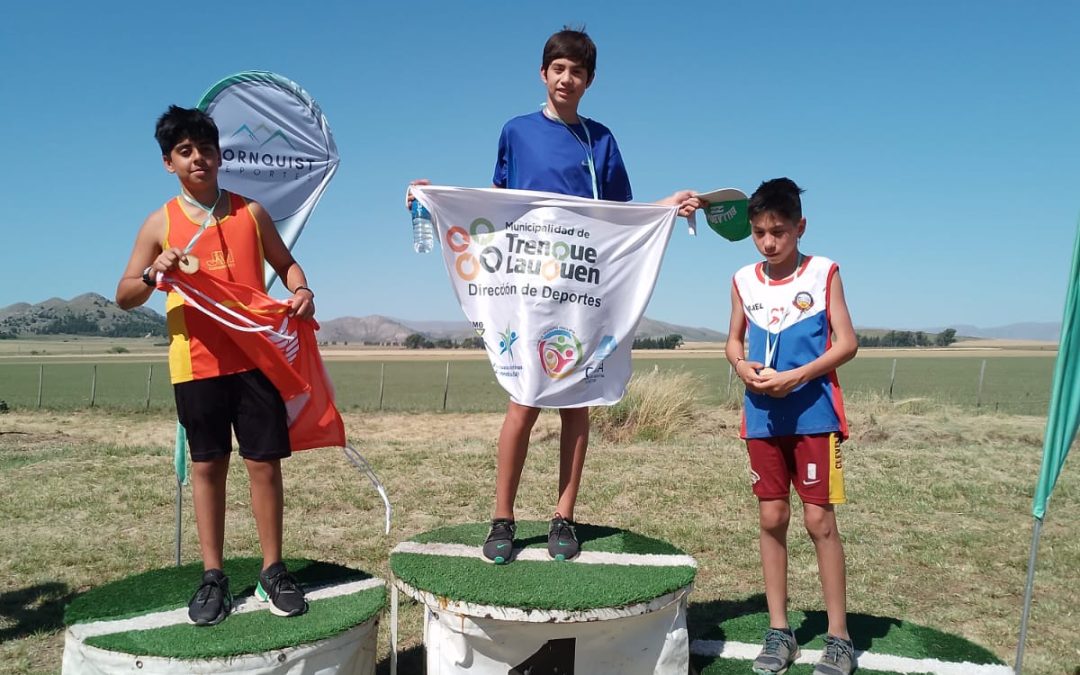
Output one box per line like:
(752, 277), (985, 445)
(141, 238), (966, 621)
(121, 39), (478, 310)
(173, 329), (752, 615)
(85, 587), (385, 659)
(392, 521), (695, 611)
(1, 402), (1076, 673)
(0, 355), (1055, 414)
(391, 555), (695, 612)
(691, 609), (1006, 673)
(65, 558), (372, 624)
(411, 521), (686, 555)
(692, 610), (1001, 663)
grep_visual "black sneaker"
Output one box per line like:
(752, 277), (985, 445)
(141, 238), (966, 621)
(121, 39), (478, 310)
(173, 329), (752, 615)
(547, 515), (579, 561)
(256, 561), (308, 617)
(482, 518), (516, 564)
(187, 568), (232, 626)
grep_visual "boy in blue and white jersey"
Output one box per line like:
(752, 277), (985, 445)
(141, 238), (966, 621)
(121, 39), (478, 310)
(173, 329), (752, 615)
(725, 178), (859, 675)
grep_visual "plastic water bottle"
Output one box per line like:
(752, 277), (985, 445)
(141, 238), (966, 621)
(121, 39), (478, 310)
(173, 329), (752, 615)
(411, 199), (434, 254)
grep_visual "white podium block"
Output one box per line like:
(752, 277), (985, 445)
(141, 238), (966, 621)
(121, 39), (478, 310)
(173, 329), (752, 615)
(390, 522), (697, 674)
(62, 559), (385, 675)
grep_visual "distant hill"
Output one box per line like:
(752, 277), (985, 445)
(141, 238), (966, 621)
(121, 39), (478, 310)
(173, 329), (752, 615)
(0, 293), (165, 338)
(929, 323), (1060, 342)
(315, 315), (726, 345)
(635, 317), (726, 342)
(4, 292), (1059, 344)
(315, 315), (417, 344)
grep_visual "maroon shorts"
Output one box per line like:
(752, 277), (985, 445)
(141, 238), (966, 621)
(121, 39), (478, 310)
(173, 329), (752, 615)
(746, 432), (846, 505)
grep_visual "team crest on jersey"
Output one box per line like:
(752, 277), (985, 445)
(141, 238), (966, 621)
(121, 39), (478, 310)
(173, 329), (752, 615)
(793, 291), (814, 311)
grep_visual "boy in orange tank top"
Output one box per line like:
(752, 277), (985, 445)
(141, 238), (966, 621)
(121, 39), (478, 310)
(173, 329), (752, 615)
(116, 106), (316, 626)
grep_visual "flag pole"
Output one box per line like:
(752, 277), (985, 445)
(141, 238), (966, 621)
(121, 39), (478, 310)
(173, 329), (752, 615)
(175, 476), (183, 567)
(1014, 517), (1043, 673)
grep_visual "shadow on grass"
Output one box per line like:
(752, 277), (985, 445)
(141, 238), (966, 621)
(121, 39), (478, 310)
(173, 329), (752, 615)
(0, 582), (75, 641)
(687, 593), (769, 641)
(795, 610), (900, 651)
(689, 596), (902, 650)
(690, 597), (1000, 664)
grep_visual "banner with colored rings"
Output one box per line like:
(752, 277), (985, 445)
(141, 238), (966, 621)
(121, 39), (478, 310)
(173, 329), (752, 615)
(411, 185), (677, 408)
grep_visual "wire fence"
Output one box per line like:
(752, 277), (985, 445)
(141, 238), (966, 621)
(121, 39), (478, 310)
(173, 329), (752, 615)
(0, 355), (1056, 416)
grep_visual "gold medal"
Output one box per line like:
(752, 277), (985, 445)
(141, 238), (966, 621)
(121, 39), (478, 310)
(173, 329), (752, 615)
(179, 255), (200, 274)
(758, 367), (777, 376)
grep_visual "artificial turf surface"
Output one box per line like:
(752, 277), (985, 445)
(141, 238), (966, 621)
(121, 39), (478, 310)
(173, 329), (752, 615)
(690, 609), (1005, 673)
(391, 522), (696, 611)
(65, 557), (385, 658)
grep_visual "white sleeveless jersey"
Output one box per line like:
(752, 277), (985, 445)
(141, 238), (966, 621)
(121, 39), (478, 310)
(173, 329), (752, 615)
(732, 255), (848, 439)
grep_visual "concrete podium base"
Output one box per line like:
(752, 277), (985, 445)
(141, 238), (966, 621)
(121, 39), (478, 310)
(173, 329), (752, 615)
(389, 522), (697, 674)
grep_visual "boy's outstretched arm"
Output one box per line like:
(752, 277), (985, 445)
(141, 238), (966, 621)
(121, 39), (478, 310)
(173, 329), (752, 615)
(726, 284), (767, 392)
(757, 270), (858, 398)
(251, 201), (315, 320)
(116, 210), (173, 310)
(656, 190), (702, 217)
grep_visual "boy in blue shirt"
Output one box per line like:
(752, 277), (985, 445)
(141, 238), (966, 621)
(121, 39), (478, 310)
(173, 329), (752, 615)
(484, 28), (698, 564)
(411, 27), (698, 563)
(725, 178), (858, 675)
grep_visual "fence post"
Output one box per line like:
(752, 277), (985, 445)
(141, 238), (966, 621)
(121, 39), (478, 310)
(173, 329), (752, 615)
(145, 364), (154, 410)
(89, 364), (97, 408)
(378, 363), (385, 411)
(977, 359), (987, 407)
(37, 364), (43, 408)
(888, 358), (897, 400)
(442, 361), (451, 411)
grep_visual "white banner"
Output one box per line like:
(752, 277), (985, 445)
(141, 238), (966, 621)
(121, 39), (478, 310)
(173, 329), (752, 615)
(411, 186), (677, 408)
(197, 71), (339, 287)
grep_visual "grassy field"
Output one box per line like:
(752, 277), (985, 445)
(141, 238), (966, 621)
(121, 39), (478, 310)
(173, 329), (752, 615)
(0, 353), (1057, 416)
(0, 394), (1077, 674)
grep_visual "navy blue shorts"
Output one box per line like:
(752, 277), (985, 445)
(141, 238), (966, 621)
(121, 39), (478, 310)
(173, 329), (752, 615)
(174, 370), (291, 462)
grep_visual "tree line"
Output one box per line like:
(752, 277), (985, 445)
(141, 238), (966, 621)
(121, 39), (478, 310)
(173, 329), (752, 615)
(401, 333), (688, 351)
(631, 334), (684, 350)
(404, 333), (485, 350)
(856, 328), (956, 348)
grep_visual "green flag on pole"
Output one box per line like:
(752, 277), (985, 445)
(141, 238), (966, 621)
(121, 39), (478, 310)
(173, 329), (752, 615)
(1032, 217), (1080, 520)
(1017, 215), (1080, 671)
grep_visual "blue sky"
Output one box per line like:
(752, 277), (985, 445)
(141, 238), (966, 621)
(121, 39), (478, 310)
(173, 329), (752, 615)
(2, 1), (1077, 331)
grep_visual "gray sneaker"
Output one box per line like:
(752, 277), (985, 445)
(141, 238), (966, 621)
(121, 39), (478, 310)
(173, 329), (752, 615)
(813, 635), (855, 675)
(752, 628), (800, 674)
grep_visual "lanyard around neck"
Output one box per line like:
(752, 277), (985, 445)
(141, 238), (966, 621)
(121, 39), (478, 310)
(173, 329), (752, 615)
(179, 189), (223, 255)
(762, 252), (806, 368)
(542, 105), (599, 200)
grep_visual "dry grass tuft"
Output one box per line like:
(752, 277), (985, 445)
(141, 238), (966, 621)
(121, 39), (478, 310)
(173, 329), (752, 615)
(591, 367), (701, 442)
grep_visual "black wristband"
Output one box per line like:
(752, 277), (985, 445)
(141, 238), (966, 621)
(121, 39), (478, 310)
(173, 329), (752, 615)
(293, 285), (314, 298)
(141, 266), (155, 287)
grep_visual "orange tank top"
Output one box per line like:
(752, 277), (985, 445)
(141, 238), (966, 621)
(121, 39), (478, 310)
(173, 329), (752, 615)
(162, 191), (267, 383)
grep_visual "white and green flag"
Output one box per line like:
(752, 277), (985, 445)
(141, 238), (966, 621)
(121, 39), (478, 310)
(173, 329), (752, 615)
(410, 186), (677, 408)
(1033, 217), (1080, 519)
